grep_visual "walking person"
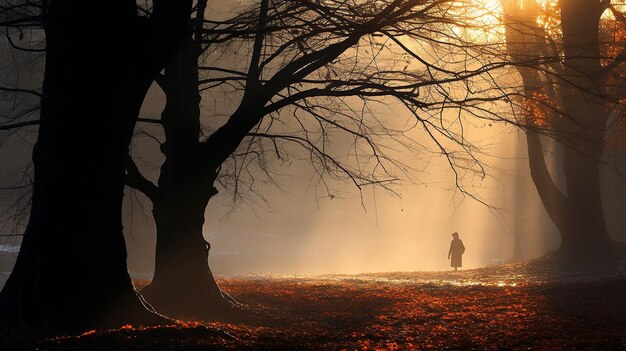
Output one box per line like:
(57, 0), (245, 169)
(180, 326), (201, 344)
(448, 232), (465, 271)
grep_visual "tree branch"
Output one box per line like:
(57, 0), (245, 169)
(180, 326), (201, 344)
(0, 86), (42, 98)
(125, 154), (160, 202)
(0, 119), (39, 131)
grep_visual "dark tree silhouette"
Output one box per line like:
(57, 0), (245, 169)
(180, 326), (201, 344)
(0, 0), (191, 329)
(503, 0), (626, 261)
(126, 0), (523, 318)
(125, 0), (233, 318)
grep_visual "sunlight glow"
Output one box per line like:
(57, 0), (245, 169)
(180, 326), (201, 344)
(453, 0), (505, 42)
(456, 0), (564, 42)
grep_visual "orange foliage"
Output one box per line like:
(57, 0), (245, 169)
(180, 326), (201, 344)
(202, 273), (625, 351)
(602, 19), (626, 64)
(523, 91), (554, 127)
(35, 270), (626, 350)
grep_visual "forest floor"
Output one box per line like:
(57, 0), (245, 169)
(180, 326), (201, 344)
(4, 261), (626, 351)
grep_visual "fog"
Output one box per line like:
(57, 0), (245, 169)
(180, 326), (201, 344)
(162, 130), (621, 276)
(119, 0), (624, 275)
(2, 1), (626, 279)
(121, 81), (568, 276)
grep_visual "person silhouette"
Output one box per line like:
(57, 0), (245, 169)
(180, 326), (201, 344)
(448, 232), (465, 271)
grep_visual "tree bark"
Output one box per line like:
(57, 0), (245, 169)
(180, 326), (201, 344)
(140, 174), (228, 318)
(0, 0), (190, 329)
(134, 33), (232, 318)
(506, 0), (615, 261)
(517, 63), (569, 237)
(557, 0), (612, 256)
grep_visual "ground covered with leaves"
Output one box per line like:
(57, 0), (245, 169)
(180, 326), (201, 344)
(4, 263), (626, 350)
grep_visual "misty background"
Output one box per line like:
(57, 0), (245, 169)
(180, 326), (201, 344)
(1, 1), (626, 279)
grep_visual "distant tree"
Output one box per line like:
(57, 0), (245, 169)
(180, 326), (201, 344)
(502, 0), (626, 260)
(0, 0), (191, 329)
(126, 0), (521, 318)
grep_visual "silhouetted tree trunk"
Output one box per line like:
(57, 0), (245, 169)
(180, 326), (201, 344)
(0, 0), (191, 329)
(505, 0), (615, 261)
(123, 0), (235, 318)
(557, 0), (612, 256)
(143, 175), (227, 317)
(134, 29), (231, 316)
(127, 0), (273, 319)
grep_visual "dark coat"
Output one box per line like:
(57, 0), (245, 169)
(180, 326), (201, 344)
(448, 239), (465, 268)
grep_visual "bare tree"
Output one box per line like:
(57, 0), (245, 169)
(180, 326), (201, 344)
(126, 0), (526, 318)
(0, 0), (192, 330)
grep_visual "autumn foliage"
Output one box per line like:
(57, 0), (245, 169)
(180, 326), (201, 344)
(603, 16), (626, 150)
(522, 92), (555, 127)
(6, 265), (624, 351)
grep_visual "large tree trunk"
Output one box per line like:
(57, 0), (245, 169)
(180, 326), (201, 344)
(140, 172), (229, 318)
(504, 1), (570, 249)
(137, 34), (232, 318)
(0, 0), (190, 329)
(557, 0), (612, 258)
(505, 0), (616, 261)
(525, 131), (568, 235)
(560, 141), (611, 255)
